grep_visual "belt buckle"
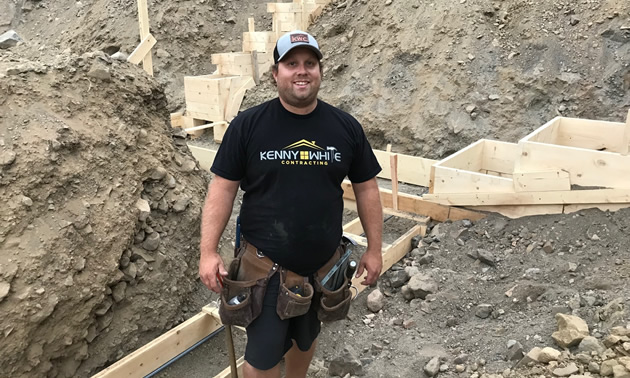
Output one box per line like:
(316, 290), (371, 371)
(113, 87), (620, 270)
(256, 249), (265, 258)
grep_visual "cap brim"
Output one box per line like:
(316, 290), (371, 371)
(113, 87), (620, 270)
(277, 44), (323, 63)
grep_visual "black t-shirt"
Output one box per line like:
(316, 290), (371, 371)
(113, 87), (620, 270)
(211, 98), (381, 276)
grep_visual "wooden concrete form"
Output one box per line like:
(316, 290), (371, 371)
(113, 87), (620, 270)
(516, 116), (630, 189)
(430, 139), (518, 194)
(374, 149), (436, 187)
(184, 74), (255, 141)
(127, 33), (157, 65)
(268, 2), (323, 32)
(212, 52), (272, 81)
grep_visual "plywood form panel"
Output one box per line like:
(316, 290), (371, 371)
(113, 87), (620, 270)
(518, 141), (630, 189)
(432, 167), (515, 193)
(434, 139), (484, 171)
(520, 117), (561, 144)
(481, 140), (518, 175)
(512, 170), (571, 192)
(556, 117), (626, 152)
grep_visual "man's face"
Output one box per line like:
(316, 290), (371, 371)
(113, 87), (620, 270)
(273, 47), (322, 112)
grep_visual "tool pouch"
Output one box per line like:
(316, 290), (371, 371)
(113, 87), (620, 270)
(219, 243), (276, 328)
(313, 244), (352, 322)
(276, 268), (314, 320)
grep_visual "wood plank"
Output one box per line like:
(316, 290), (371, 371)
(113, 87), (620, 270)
(170, 112), (184, 128)
(556, 117), (626, 152)
(432, 166), (514, 193)
(351, 225), (423, 295)
(342, 217), (364, 235)
(517, 141), (630, 189)
(341, 180), (484, 222)
(184, 121), (228, 133)
(434, 139), (484, 171)
(520, 117), (561, 144)
(622, 109), (630, 156)
(214, 357), (245, 378)
(251, 50), (260, 85)
(92, 312), (221, 377)
(248, 17), (255, 32)
(513, 170), (571, 192)
(136, 0), (153, 76)
(373, 150), (436, 187)
(469, 205), (565, 218)
(188, 145), (216, 171)
(563, 203), (630, 214)
(423, 189), (630, 206)
(127, 33), (157, 65)
(481, 140), (518, 175)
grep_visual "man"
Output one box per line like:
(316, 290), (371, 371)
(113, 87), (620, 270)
(199, 30), (383, 378)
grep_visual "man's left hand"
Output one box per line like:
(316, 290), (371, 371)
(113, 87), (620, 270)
(356, 247), (382, 286)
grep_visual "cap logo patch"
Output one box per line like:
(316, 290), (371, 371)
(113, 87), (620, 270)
(290, 33), (309, 43)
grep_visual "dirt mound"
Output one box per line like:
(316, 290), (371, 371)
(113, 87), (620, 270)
(0, 52), (208, 377)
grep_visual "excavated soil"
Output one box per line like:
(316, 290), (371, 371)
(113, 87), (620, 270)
(1, 0), (629, 377)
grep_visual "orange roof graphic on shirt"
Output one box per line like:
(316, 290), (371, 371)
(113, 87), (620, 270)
(283, 139), (324, 150)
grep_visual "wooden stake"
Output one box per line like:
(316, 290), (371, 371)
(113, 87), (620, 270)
(136, 0), (153, 76)
(127, 33), (157, 65)
(390, 153), (399, 210)
(248, 17), (255, 32)
(251, 50), (260, 85)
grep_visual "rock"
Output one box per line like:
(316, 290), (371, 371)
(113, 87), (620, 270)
(424, 356), (440, 377)
(477, 249), (495, 266)
(506, 341), (524, 361)
(553, 362), (579, 377)
(87, 66), (112, 81)
(407, 274), (438, 299)
(411, 235), (422, 249)
(172, 197), (190, 212)
(95, 298), (113, 316)
(538, 347), (561, 363)
(516, 347), (542, 368)
(1, 149), (16, 166)
(601, 360), (619, 376)
(589, 362), (601, 374)
(488, 94), (500, 101)
(111, 51), (128, 61)
(136, 198), (151, 221)
(612, 365), (630, 378)
(418, 254), (434, 265)
(111, 282), (127, 303)
(225, 16), (236, 24)
(402, 319), (416, 329)
(367, 289), (384, 312)
(0, 281), (10, 301)
(131, 247), (155, 263)
(385, 0), (393, 5)
(328, 346), (363, 377)
(389, 270), (408, 288)
(21, 196), (33, 207)
(465, 105), (477, 113)
(552, 313), (589, 348)
(0, 30), (21, 49)
(404, 266), (420, 278)
(454, 354), (469, 364)
(142, 232), (160, 251)
(578, 336), (605, 354)
(150, 166), (168, 180)
(401, 285), (414, 300)
(156, 49), (170, 58)
(123, 263), (137, 280)
(543, 241), (554, 253)
(475, 304), (493, 319)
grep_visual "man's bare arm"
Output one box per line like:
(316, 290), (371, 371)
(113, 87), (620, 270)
(199, 175), (240, 293)
(352, 177), (383, 285)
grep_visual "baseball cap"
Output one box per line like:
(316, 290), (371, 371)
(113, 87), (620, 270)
(273, 30), (323, 64)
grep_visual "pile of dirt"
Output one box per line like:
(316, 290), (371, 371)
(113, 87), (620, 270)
(0, 52), (208, 376)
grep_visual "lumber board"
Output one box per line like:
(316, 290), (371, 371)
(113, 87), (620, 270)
(215, 357), (245, 378)
(170, 112), (184, 128)
(351, 225), (423, 295)
(422, 188), (630, 206)
(556, 117), (626, 152)
(434, 139), (484, 171)
(432, 166), (515, 194)
(248, 17), (255, 32)
(469, 205), (565, 218)
(184, 121), (228, 133)
(622, 109), (630, 155)
(520, 117), (560, 144)
(512, 170), (571, 192)
(390, 153), (399, 210)
(343, 217), (364, 235)
(563, 203), (630, 214)
(136, 0), (153, 76)
(517, 141), (630, 189)
(92, 312), (221, 378)
(373, 149), (436, 187)
(127, 33), (157, 65)
(188, 145), (216, 172)
(341, 180), (484, 222)
(481, 140), (518, 175)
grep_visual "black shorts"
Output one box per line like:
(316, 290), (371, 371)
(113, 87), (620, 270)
(244, 272), (321, 370)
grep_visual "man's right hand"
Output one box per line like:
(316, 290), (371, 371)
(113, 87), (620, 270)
(199, 252), (228, 293)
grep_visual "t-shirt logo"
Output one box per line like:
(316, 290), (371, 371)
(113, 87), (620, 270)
(260, 139), (341, 166)
(290, 34), (309, 44)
